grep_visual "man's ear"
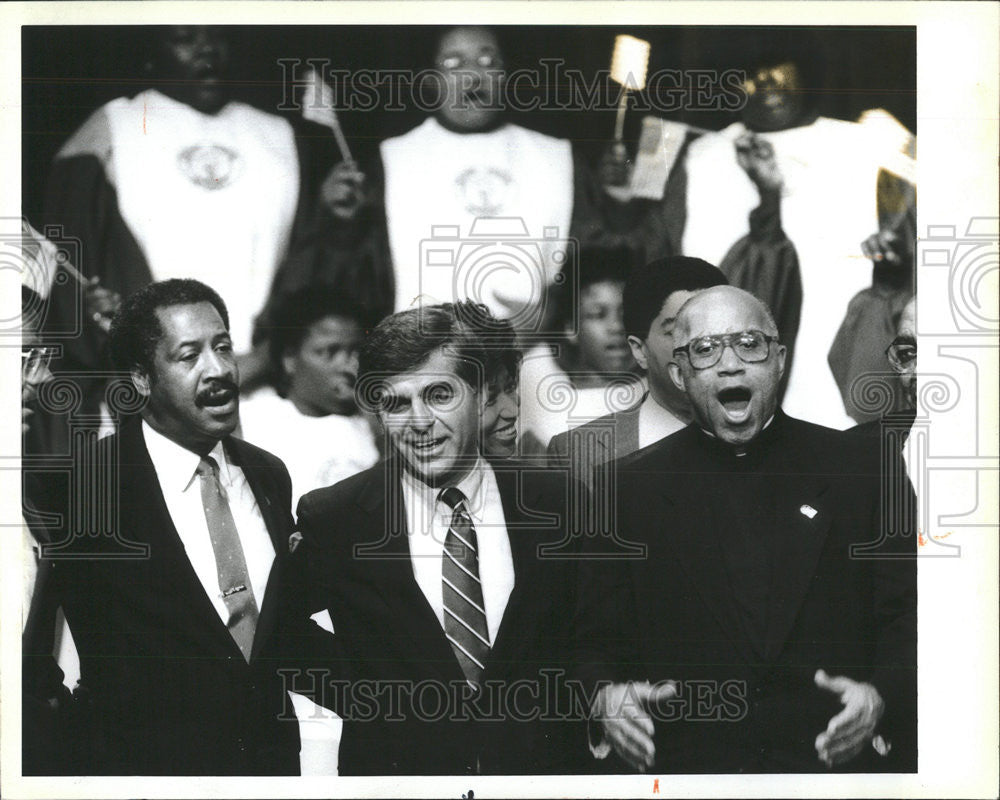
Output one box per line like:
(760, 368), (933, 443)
(668, 361), (686, 392)
(281, 350), (297, 383)
(626, 335), (648, 371)
(475, 381), (490, 417)
(130, 367), (151, 398)
(775, 343), (787, 380)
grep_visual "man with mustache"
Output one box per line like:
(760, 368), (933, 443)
(26, 279), (309, 774)
(574, 286), (917, 773)
(292, 303), (586, 774)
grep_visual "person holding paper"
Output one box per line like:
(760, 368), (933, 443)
(677, 47), (913, 429)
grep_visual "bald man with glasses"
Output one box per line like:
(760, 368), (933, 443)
(572, 286), (917, 774)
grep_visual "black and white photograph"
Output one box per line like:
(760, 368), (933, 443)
(2, 2), (997, 798)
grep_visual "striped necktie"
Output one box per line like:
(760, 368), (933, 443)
(439, 486), (490, 686)
(196, 455), (259, 663)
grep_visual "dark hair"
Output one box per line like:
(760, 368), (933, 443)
(553, 244), (636, 331)
(109, 279), (229, 375)
(622, 256), (728, 340)
(265, 283), (376, 392)
(448, 300), (522, 394)
(359, 304), (492, 396)
(262, 236), (393, 341)
(747, 32), (827, 109)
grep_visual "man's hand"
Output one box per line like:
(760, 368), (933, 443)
(814, 669), (885, 767)
(84, 276), (121, 333)
(735, 132), (783, 192)
(320, 161), (367, 221)
(593, 680), (677, 772)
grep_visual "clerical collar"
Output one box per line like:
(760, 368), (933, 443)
(696, 411), (782, 457)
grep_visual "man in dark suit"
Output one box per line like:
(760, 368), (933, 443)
(293, 303), (585, 775)
(547, 256), (727, 482)
(575, 285), (917, 773)
(24, 279), (307, 775)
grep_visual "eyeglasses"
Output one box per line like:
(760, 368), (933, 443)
(436, 53), (504, 71)
(886, 337), (917, 372)
(673, 330), (778, 370)
(22, 346), (55, 381)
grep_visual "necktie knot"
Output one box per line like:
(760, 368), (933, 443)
(196, 455), (220, 479)
(439, 486), (466, 511)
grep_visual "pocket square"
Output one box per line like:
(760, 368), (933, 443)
(800, 504), (818, 519)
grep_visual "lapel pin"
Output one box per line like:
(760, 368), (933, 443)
(800, 504), (818, 519)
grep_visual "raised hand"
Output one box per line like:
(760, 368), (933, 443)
(734, 132), (783, 192)
(320, 161), (368, 221)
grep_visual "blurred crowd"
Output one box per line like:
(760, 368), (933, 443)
(26, 24), (915, 456)
(20, 24), (917, 777)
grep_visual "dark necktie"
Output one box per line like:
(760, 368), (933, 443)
(440, 486), (490, 686)
(196, 455), (259, 663)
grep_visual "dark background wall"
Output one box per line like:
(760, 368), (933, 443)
(22, 24), (915, 221)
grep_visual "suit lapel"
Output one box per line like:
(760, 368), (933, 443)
(614, 403), (642, 459)
(764, 481), (833, 661)
(355, 459), (464, 680)
(486, 464), (536, 668)
(123, 423), (241, 659)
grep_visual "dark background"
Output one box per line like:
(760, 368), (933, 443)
(22, 24), (915, 221)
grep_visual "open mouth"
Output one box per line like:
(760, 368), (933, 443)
(492, 421), (517, 442)
(408, 436), (446, 455)
(193, 62), (220, 80)
(461, 88), (491, 108)
(717, 386), (753, 423)
(199, 386), (236, 409)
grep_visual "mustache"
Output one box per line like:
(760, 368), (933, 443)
(195, 379), (238, 407)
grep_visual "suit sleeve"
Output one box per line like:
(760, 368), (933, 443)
(864, 450), (918, 769)
(569, 464), (642, 697)
(267, 490), (348, 714)
(546, 430), (569, 466)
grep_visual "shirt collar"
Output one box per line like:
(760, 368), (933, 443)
(641, 392), (685, 426)
(399, 455), (490, 520)
(141, 420), (230, 493)
(696, 412), (780, 457)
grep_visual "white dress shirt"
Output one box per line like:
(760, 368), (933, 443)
(142, 421), (276, 625)
(401, 457), (514, 645)
(637, 393), (687, 449)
